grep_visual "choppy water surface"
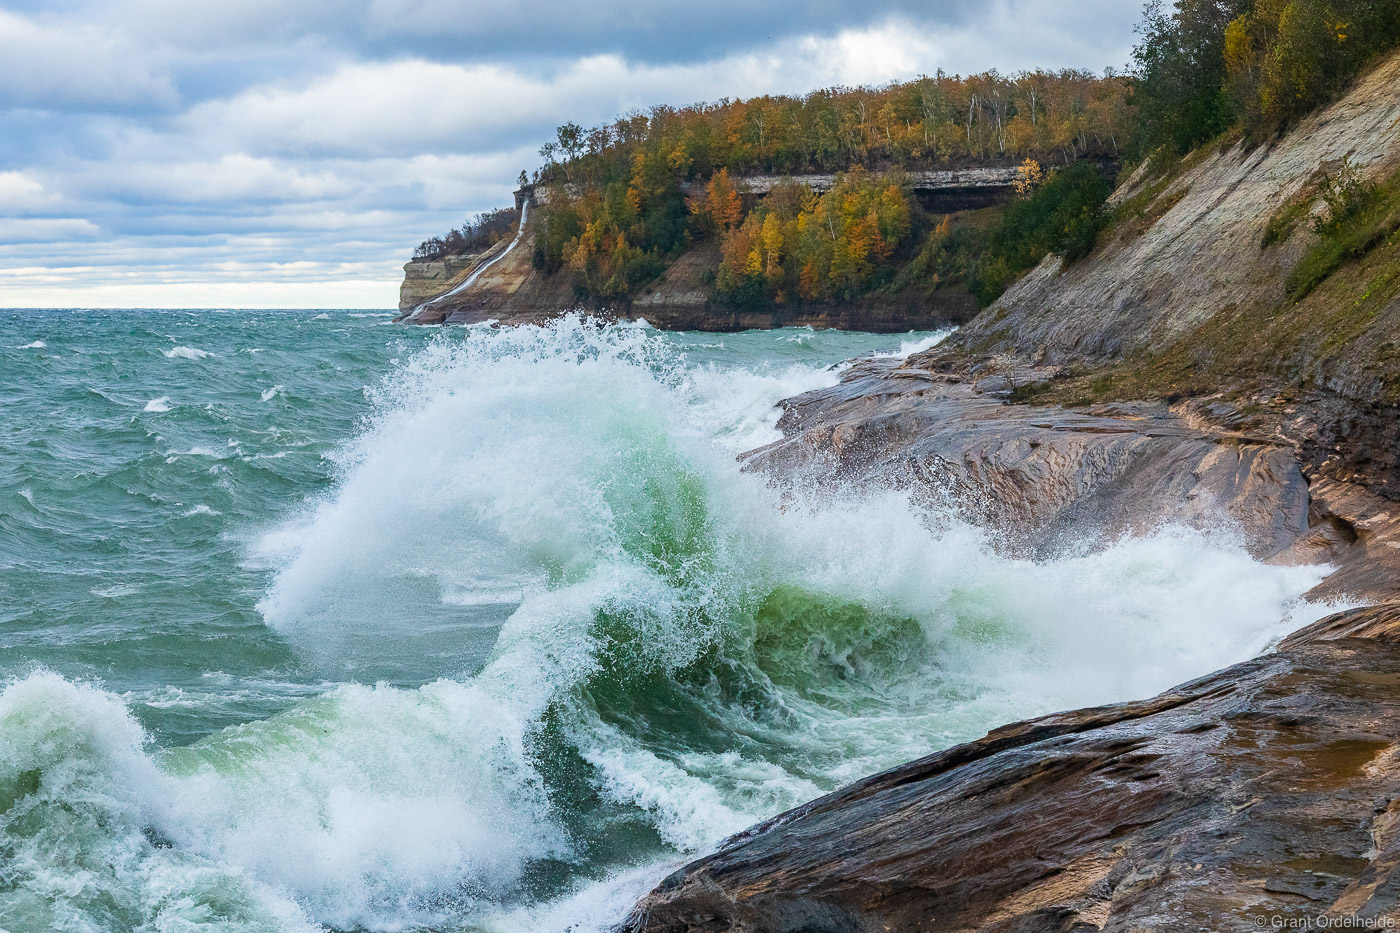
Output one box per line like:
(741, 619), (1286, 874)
(0, 309), (1332, 932)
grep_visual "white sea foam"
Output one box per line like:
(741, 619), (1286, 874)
(683, 361), (844, 450)
(260, 385), (284, 402)
(873, 328), (954, 359)
(17, 340), (45, 349)
(143, 396), (172, 412)
(0, 672), (322, 933)
(164, 345), (213, 360)
(246, 317), (1334, 927)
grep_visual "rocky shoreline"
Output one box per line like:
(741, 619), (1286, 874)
(622, 352), (1400, 932)
(621, 47), (1400, 933)
(628, 604), (1400, 932)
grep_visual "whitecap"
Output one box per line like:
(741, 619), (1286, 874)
(164, 346), (213, 360)
(143, 397), (172, 413)
(873, 329), (954, 360)
(260, 385), (285, 402)
(91, 583), (143, 598)
(17, 340), (45, 349)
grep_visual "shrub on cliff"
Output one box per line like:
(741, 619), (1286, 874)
(1287, 161), (1400, 301)
(413, 207), (520, 261)
(900, 163), (1111, 309)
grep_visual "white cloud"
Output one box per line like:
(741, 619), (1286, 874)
(0, 172), (60, 213)
(189, 58), (608, 156)
(0, 9), (177, 109)
(187, 31), (935, 158)
(108, 155), (352, 203)
(0, 218), (100, 241)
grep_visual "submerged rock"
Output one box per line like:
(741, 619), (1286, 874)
(626, 604), (1400, 933)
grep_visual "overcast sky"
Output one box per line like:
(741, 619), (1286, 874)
(0, 0), (1139, 308)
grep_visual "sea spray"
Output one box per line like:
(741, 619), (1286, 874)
(0, 672), (320, 933)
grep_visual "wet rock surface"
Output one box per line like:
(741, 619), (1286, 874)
(626, 605), (1400, 933)
(745, 359), (1314, 564)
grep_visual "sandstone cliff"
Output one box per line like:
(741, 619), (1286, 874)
(398, 252), (490, 312)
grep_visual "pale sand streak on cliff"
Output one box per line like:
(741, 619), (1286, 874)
(407, 199), (531, 322)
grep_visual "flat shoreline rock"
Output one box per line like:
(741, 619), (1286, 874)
(743, 357), (1400, 603)
(626, 605), (1400, 933)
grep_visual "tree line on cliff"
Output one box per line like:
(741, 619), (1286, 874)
(412, 207), (521, 262)
(528, 68), (1129, 305)
(1133, 0), (1400, 155)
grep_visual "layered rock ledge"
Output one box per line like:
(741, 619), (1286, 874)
(744, 357), (1400, 602)
(627, 605), (1400, 933)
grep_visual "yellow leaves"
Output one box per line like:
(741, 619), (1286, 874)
(1012, 158), (1044, 197)
(667, 142), (692, 173)
(745, 247), (763, 276)
(1224, 15), (1255, 74)
(711, 171), (915, 303)
(761, 213), (784, 278)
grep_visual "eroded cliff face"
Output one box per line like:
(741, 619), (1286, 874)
(398, 253), (488, 313)
(952, 50), (1400, 365)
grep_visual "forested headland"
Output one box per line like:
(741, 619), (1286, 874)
(412, 0), (1400, 315)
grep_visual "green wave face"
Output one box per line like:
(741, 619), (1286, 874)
(0, 312), (1335, 933)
